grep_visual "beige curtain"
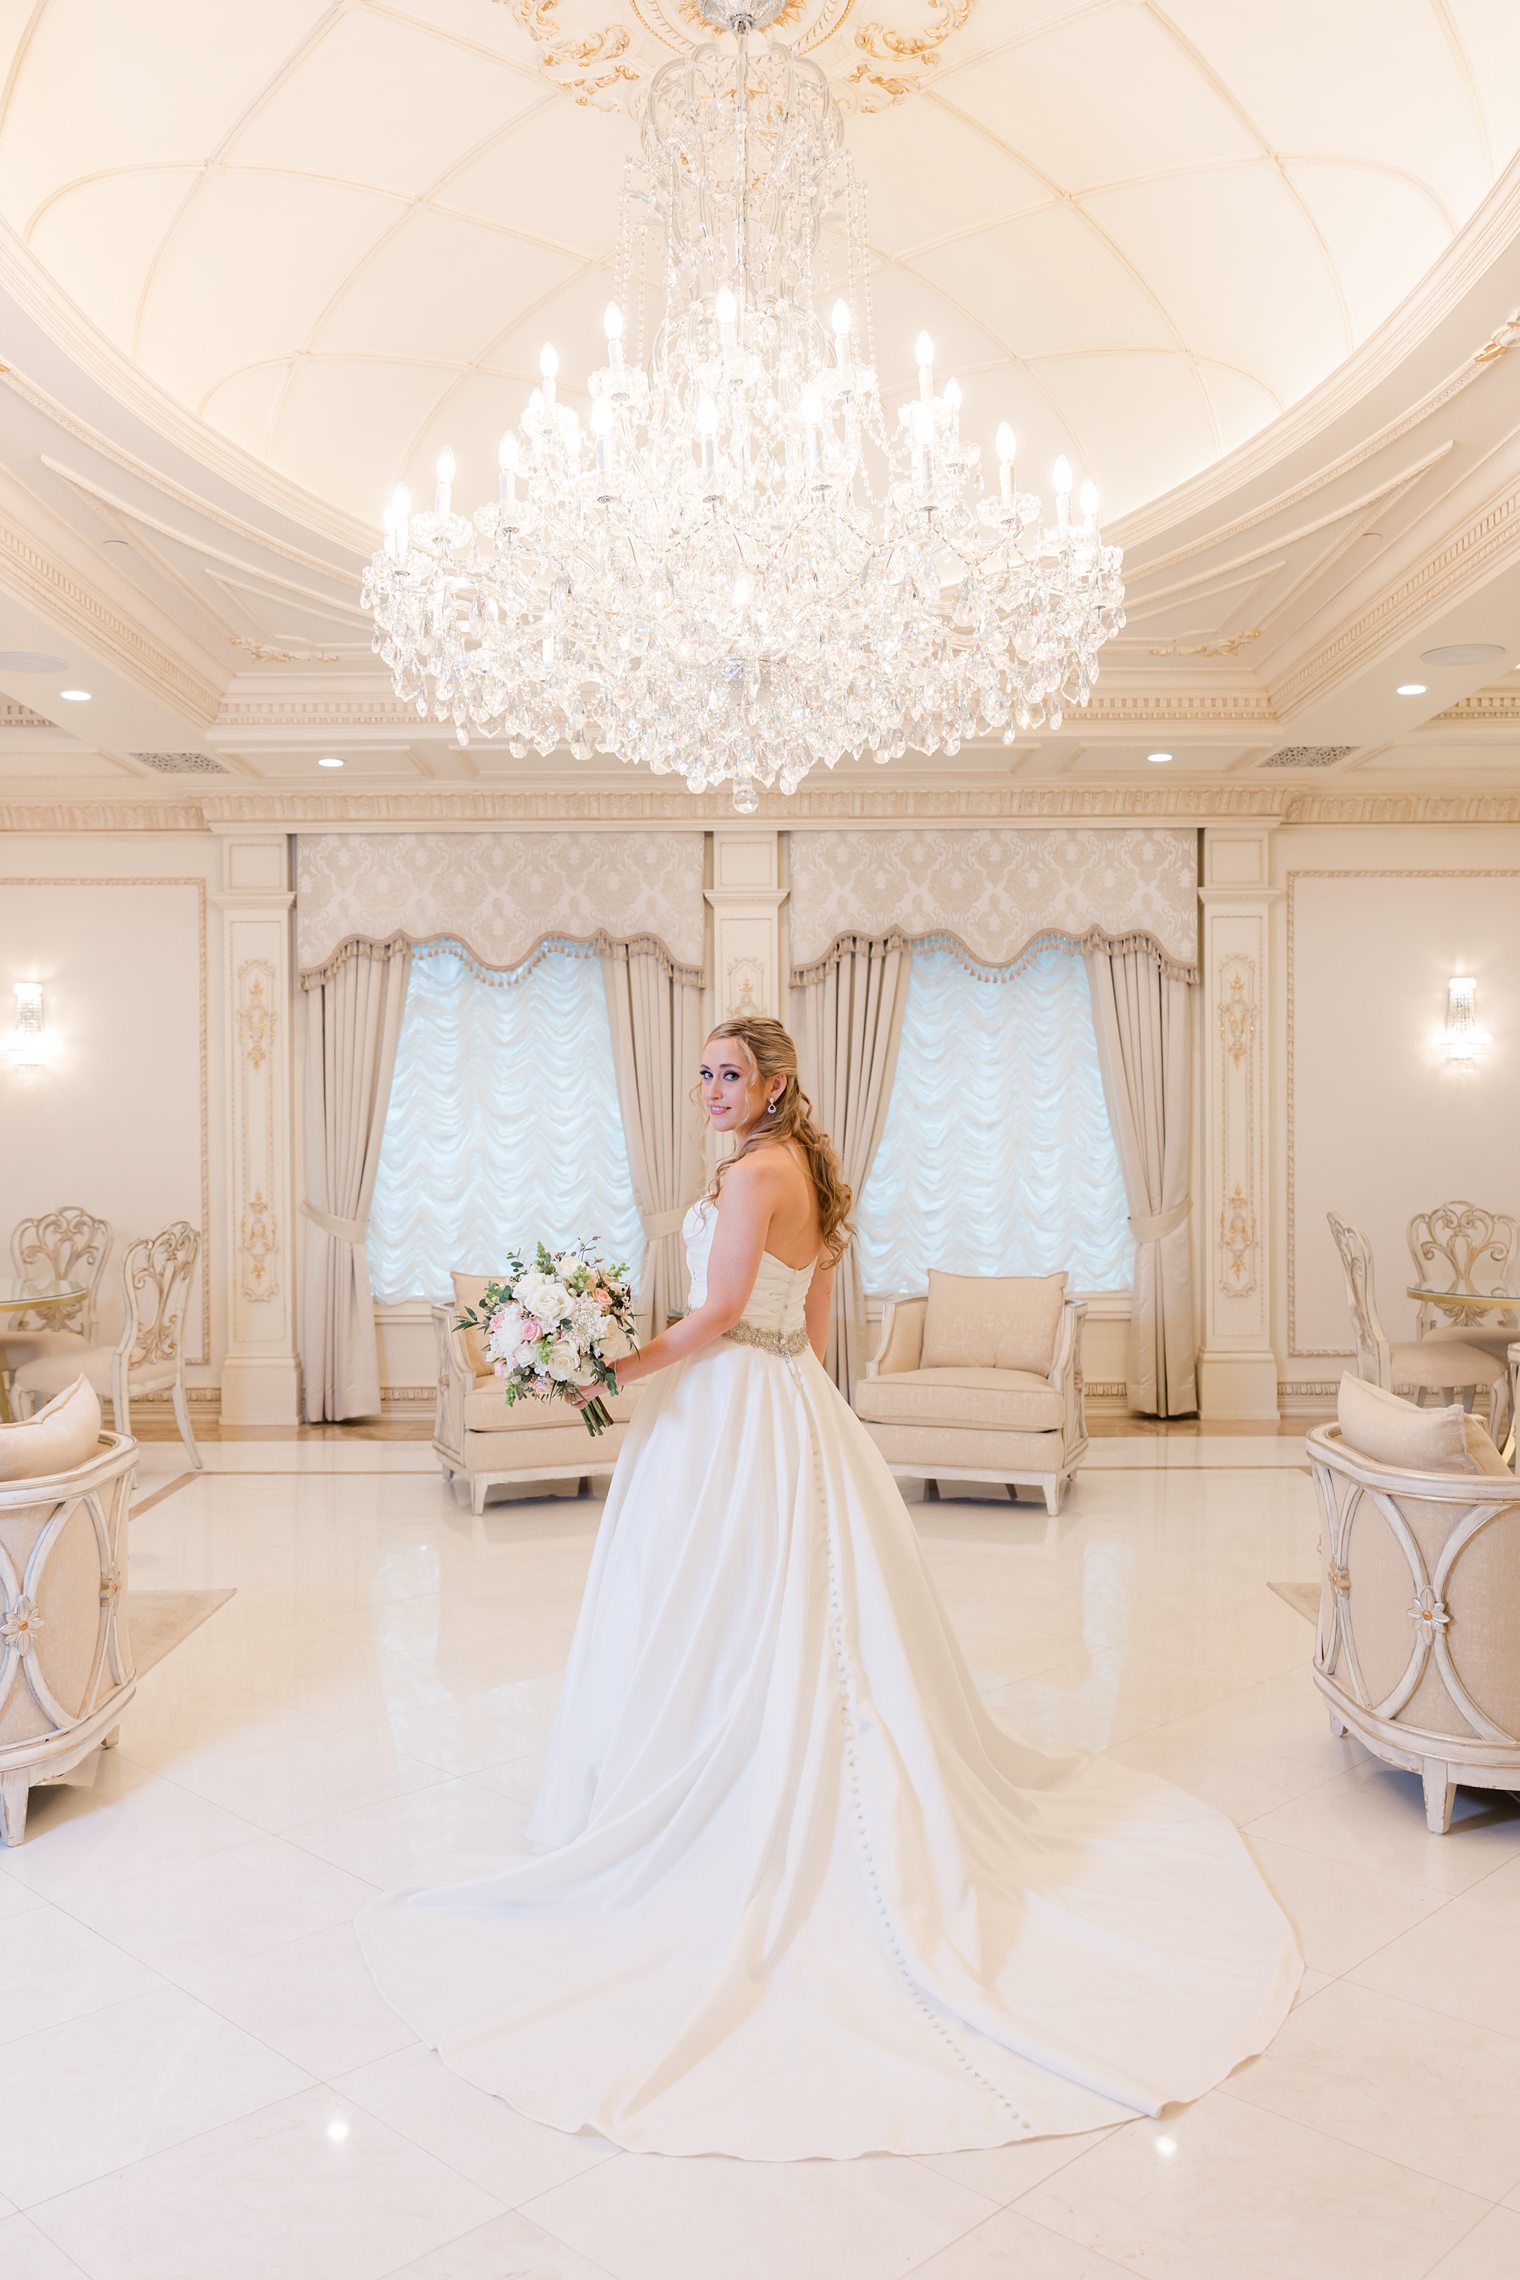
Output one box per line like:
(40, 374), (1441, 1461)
(299, 945), (410, 1422)
(602, 947), (705, 1334)
(796, 936), (912, 1397)
(1084, 944), (1197, 1416)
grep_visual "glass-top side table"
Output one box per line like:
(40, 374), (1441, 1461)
(0, 1281), (88, 1423)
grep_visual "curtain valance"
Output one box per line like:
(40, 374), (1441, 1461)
(297, 831), (706, 985)
(787, 829), (1199, 983)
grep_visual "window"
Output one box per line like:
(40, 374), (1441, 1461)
(368, 944), (644, 1306)
(854, 947), (1133, 1296)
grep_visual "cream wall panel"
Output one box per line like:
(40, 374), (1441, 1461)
(0, 840), (223, 1379)
(1275, 825), (1520, 1396)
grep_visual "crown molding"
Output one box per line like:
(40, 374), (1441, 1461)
(1269, 479), (1520, 719)
(7, 784), (1520, 833)
(1113, 149), (1520, 551)
(0, 700), (49, 729)
(0, 220), (374, 559)
(0, 510), (222, 724)
(1433, 688), (1520, 723)
(2, 367), (363, 585)
(206, 682), (1280, 739)
(0, 800), (208, 832)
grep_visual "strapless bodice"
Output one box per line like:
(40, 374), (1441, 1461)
(684, 1198), (815, 1338)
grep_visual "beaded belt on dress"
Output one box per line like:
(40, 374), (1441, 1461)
(722, 1323), (810, 1356)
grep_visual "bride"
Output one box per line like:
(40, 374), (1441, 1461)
(359, 1014), (1299, 2159)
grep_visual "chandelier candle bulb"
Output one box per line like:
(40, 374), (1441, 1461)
(1080, 479), (1100, 528)
(996, 422), (1017, 506)
(390, 485), (409, 559)
(604, 301), (625, 373)
(1054, 455), (1073, 530)
(916, 330), (935, 401)
(498, 434), (519, 509)
(434, 448), (454, 517)
(539, 343), (558, 412)
(832, 298), (851, 368)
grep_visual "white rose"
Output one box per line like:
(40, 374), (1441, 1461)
(518, 1272), (570, 1324)
(568, 1294), (603, 1343)
(545, 1335), (586, 1383)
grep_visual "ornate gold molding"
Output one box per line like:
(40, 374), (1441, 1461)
(235, 958), (280, 1306)
(502, 0), (976, 109)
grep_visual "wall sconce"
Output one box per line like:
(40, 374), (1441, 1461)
(1441, 975), (1491, 1065)
(7, 982), (47, 1070)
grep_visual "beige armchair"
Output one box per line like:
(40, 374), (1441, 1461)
(1, 1397), (137, 1847)
(433, 1273), (643, 1514)
(1308, 1375), (1520, 1834)
(15, 1223), (203, 1471)
(854, 1270), (1088, 1516)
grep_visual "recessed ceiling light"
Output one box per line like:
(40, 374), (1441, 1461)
(1395, 682), (1427, 696)
(59, 688), (92, 702)
(1147, 750), (1173, 764)
(1420, 642), (1506, 668)
(318, 754), (345, 768)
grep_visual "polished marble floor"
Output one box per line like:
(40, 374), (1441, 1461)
(4, 1436), (1519, 2280)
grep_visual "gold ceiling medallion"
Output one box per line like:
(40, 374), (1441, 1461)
(503, 0), (975, 109)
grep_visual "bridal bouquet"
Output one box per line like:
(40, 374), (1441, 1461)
(456, 1241), (637, 1437)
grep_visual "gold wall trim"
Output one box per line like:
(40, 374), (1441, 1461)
(1285, 865), (1520, 1364)
(0, 875), (211, 1364)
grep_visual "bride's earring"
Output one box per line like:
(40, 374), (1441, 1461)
(766, 1096), (779, 1116)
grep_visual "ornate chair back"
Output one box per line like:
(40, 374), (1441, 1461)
(1327, 1213), (1391, 1389)
(9, 1207), (112, 1339)
(116, 1222), (200, 1394)
(1406, 1201), (1520, 1335)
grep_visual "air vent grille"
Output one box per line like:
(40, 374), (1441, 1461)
(1258, 745), (1354, 770)
(131, 752), (229, 775)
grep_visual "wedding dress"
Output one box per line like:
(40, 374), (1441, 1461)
(358, 1199), (1300, 2158)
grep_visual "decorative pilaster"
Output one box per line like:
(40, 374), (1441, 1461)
(1198, 826), (1280, 1419)
(704, 828), (787, 1029)
(214, 832), (299, 1424)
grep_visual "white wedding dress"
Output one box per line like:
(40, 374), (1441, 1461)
(358, 1200), (1300, 2158)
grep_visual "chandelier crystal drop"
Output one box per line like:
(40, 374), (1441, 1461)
(363, 0), (1126, 810)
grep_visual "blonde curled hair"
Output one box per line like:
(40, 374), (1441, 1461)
(696, 1015), (853, 1265)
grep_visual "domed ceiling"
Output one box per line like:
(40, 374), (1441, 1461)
(1, 0), (1517, 531)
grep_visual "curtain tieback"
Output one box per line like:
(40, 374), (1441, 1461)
(1128, 1199), (1191, 1244)
(301, 1202), (370, 1246)
(640, 1206), (688, 1240)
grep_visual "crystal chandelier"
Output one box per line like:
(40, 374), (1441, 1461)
(363, 0), (1126, 811)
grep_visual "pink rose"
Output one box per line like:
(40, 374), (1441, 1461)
(521, 1318), (543, 1340)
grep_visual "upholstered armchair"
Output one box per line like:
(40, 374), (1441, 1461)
(1, 1382), (137, 1846)
(853, 1270), (1088, 1516)
(433, 1273), (643, 1514)
(1328, 1212), (1509, 1444)
(1308, 1375), (1520, 1834)
(0, 1206), (112, 1410)
(15, 1224), (203, 1470)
